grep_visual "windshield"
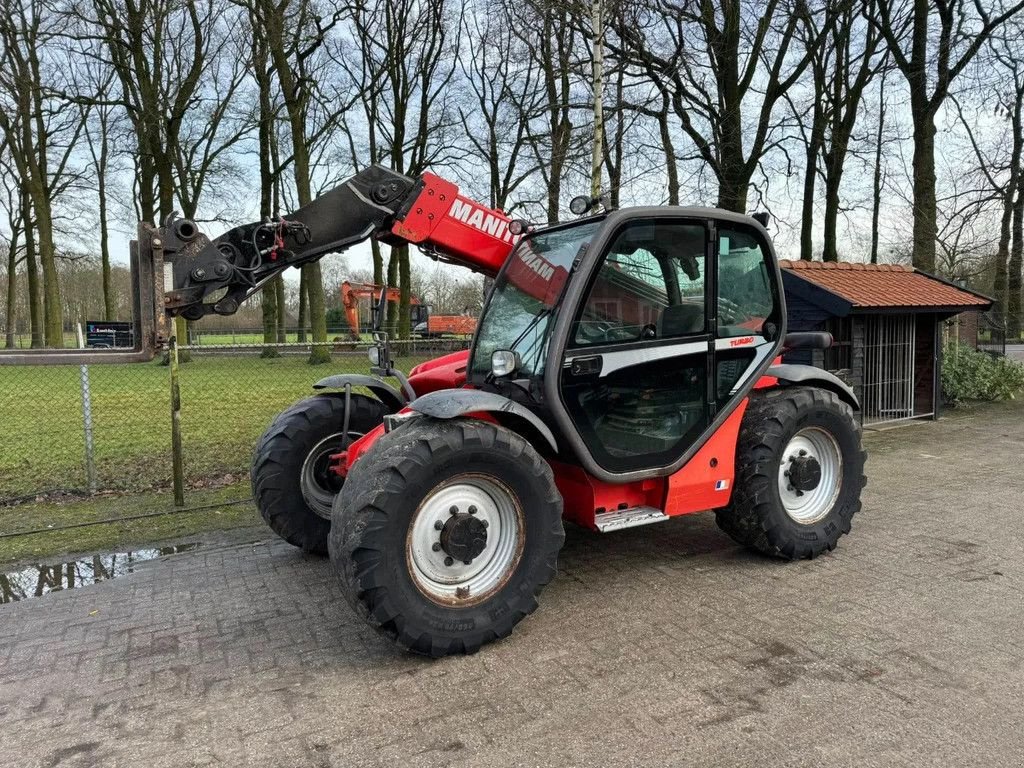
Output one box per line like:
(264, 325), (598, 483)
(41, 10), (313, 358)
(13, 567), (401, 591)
(470, 220), (602, 379)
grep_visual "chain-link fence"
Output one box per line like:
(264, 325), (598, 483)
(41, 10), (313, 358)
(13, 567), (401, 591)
(0, 339), (469, 507)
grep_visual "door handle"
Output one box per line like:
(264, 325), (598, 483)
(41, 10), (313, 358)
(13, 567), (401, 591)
(569, 355), (602, 377)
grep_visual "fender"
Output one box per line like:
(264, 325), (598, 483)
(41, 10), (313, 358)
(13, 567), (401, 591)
(767, 364), (860, 411)
(407, 389), (559, 453)
(312, 374), (406, 412)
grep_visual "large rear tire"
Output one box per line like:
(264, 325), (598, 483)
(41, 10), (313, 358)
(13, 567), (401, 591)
(329, 418), (564, 657)
(251, 393), (386, 554)
(715, 386), (866, 559)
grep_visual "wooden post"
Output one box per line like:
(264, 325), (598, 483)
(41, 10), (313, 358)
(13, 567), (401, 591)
(169, 336), (185, 506)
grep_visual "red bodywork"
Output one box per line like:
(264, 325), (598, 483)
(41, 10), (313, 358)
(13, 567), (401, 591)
(336, 344), (778, 529)
(332, 174), (782, 531)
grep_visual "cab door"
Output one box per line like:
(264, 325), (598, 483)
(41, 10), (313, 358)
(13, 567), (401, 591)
(546, 213), (783, 483)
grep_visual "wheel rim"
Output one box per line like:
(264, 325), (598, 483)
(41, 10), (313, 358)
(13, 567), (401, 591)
(406, 474), (524, 607)
(777, 427), (842, 525)
(300, 431), (362, 519)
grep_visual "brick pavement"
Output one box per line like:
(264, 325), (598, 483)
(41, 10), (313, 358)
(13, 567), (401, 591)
(1, 401), (1022, 767)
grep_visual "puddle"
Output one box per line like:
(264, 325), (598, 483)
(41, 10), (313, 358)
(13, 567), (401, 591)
(0, 543), (201, 605)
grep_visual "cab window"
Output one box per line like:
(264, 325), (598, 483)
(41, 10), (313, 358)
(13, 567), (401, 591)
(717, 227), (774, 337)
(573, 220), (707, 347)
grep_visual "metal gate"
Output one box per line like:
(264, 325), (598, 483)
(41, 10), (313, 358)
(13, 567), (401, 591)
(863, 314), (916, 424)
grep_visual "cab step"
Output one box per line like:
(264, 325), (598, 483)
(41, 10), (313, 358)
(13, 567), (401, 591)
(594, 506), (669, 533)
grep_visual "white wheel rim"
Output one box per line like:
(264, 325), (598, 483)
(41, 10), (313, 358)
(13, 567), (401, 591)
(777, 427), (843, 525)
(406, 474), (524, 607)
(300, 431), (363, 519)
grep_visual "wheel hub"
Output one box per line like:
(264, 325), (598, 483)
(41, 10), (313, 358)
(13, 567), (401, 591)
(777, 428), (843, 525)
(787, 454), (822, 492)
(407, 476), (524, 606)
(440, 512), (488, 564)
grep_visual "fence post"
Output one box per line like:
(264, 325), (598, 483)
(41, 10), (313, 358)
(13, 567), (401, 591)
(76, 324), (98, 493)
(169, 336), (185, 507)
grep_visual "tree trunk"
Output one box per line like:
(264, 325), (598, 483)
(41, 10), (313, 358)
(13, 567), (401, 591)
(589, 0), (604, 198)
(658, 105), (679, 206)
(4, 230), (16, 349)
(716, 174), (748, 214)
(821, 151), (846, 263)
(22, 191), (42, 348)
(386, 249), (399, 337)
(994, 188), (1013, 324)
(275, 277), (286, 343)
(800, 102), (824, 261)
(32, 193), (62, 347)
(371, 239), (384, 287)
(870, 78), (886, 265)
(297, 271), (308, 344)
(98, 143), (113, 321)
(910, 113), (938, 271)
(1009, 185), (1023, 340)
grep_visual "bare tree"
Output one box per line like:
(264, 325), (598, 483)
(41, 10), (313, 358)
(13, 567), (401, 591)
(613, 0), (822, 213)
(0, 0), (88, 346)
(457, 5), (545, 212)
(797, 0), (884, 261)
(871, 0), (1024, 271)
(347, 0), (463, 338)
(506, 0), (584, 223)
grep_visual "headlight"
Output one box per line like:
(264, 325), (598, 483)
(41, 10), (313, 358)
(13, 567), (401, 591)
(491, 350), (519, 378)
(368, 346), (380, 366)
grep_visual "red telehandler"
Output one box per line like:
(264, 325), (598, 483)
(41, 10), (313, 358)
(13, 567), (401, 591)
(70, 165), (870, 656)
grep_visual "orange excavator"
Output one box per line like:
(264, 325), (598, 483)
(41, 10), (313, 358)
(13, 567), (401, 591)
(340, 280), (476, 340)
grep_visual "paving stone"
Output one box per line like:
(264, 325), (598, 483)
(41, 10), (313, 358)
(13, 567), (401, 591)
(1, 403), (1022, 767)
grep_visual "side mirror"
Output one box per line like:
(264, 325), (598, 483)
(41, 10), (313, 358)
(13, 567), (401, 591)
(752, 211), (770, 228)
(491, 350), (521, 378)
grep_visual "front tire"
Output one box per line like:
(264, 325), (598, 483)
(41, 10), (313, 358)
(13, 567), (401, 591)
(329, 418), (564, 657)
(715, 386), (866, 559)
(251, 394), (386, 554)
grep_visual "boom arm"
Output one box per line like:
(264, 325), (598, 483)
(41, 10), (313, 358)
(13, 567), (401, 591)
(163, 165), (516, 321)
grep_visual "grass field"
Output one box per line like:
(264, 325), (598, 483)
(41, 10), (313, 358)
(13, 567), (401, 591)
(0, 345), (461, 501)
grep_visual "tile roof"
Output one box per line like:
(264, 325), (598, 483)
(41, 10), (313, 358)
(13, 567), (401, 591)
(778, 259), (991, 309)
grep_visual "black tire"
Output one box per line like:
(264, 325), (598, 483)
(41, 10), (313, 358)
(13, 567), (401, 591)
(329, 417), (564, 657)
(251, 393), (386, 554)
(715, 386), (866, 559)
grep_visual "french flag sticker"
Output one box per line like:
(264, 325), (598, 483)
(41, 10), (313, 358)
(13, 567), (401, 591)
(715, 479), (730, 491)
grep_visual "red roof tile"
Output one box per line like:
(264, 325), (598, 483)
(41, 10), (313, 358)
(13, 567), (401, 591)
(778, 260), (991, 309)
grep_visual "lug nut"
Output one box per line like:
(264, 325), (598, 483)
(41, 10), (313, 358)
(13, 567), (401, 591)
(463, 560), (472, 566)
(449, 505), (458, 515)
(468, 505), (477, 515)
(480, 520), (489, 529)
(434, 520), (444, 531)
(432, 543), (441, 552)
(799, 449), (808, 457)
(444, 556), (454, 567)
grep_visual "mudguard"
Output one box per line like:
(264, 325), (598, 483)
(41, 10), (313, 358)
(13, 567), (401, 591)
(767, 364), (860, 411)
(312, 374), (406, 412)
(407, 389), (559, 453)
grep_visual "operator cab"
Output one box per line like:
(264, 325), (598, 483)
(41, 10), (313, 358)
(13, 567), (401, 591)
(469, 207), (785, 483)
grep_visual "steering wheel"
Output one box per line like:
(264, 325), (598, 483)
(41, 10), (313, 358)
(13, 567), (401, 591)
(718, 297), (747, 325)
(578, 320), (635, 345)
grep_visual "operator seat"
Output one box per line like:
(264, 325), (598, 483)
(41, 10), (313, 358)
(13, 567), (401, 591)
(658, 303), (704, 338)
